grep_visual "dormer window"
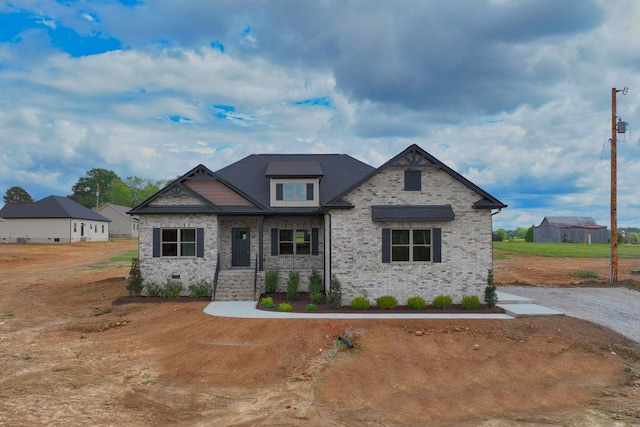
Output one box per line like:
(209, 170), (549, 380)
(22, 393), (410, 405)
(276, 183), (314, 201)
(267, 160), (323, 207)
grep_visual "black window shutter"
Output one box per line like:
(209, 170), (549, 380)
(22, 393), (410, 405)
(306, 183), (314, 200)
(276, 184), (283, 200)
(196, 228), (204, 257)
(311, 228), (319, 255)
(405, 170), (421, 191)
(381, 228), (390, 263)
(271, 228), (278, 256)
(152, 228), (161, 257)
(432, 228), (442, 263)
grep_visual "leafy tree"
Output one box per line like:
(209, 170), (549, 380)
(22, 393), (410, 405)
(525, 225), (534, 242)
(124, 176), (166, 205)
(496, 229), (508, 241)
(105, 179), (134, 207)
(626, 232), (640, 245)
(3, 186), (34, 204)
(69, 168), (120, 208)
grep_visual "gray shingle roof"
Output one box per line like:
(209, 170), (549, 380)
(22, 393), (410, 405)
(0, 196), (110, 221)
(216, 153), (375, 208)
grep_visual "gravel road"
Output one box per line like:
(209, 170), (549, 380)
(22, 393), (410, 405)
(503, 286), (640, 344)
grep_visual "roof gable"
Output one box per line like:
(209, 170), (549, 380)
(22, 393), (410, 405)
(129, 164), (264, 214)
(329, 144), (507, 209)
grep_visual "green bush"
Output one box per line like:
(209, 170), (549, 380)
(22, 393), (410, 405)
(278, 302), (293, 312)
(265, 269), (279, 293)
(461, 295), (481, 309)
(407, 296), (426, 310)
(126, 258), (144, 296)
(432, 295), (453, 309)
(286, 271), (300, 301)
(260, 296), (274, 306)
(265, 301), (275, 309)
(327, 274), (342, 309)
(310, 292), (324, 304)
(161, 279), (183, 298)
(484, 269), (499, 307)
(305, 304), (317, 312)
(145, 282), (162, 298)
(375, 295), (398, 310)
(309, 268), (322, 294)
(188, 280), (211, 298)
(350, 296), (370, 310)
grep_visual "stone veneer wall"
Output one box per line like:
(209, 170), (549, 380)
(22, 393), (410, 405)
(138, 213), (218, 295)
(329, 167), (494, 305)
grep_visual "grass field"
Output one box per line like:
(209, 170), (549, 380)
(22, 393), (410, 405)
(493, 241), (640, 259)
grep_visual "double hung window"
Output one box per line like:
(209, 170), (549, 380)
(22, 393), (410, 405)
(391, 229), (431, 262)
(161, 228), (196, 257)
(279, 229), (311, 255)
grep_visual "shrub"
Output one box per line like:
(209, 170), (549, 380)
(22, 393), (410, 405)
(351, 296), (370, 310)
(327, 274), (342, 309)
(407, 296), (426, 310)
(310, 292), (324, 304)
(126, 258), (143, 296)
(484, 269), (499, 307)
(161, 279), (183, 298)
(309, 268), (322, 295)
(264, 301), (275, 309)
(265, 269), (279, 293)
(145, 282), (162, 298)
(305, 304), (317, 312)
(286, 271), (300, 301)
(188, 280), (211, 298)
(278, 302), (293, 312)
(260, 296), (274, 306)
(432, 295), (453, 309)
(461, 295), (481, 309)
(376, 295), (398, 310)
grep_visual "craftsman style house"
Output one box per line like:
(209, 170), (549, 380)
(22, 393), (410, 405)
(129, 145), (506, 304)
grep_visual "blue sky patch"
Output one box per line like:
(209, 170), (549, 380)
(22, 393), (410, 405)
(293, 96), (333, 108)
(210, 40), (225, 52)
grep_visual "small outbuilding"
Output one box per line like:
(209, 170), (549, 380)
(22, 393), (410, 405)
(533, 216), (607, 244)
(0, 195), (110, 243)
(96, 204), (139, 238)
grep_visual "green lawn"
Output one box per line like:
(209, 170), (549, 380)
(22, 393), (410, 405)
(493, 241), (640, 259)
(87, 249), (139, 270)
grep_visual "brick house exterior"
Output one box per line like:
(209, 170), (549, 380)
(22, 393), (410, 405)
(129, 145), (506, 305)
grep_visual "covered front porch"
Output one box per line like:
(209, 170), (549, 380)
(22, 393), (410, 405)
(212, 215), (325, 301)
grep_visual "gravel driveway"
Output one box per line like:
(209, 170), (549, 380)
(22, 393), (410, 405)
(503, 286), (640, 344)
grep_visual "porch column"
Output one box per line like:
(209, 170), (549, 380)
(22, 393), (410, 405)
(258, 216), (264, 271)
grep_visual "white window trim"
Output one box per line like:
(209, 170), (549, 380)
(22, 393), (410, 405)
(270, 178), (319, 207)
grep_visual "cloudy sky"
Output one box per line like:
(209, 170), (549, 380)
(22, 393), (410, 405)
(1, 0), (639, 230)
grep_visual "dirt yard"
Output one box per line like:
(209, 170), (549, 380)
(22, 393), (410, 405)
(1, 241), (639, 426)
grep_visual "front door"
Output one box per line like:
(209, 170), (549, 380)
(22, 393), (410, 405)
(231, 228), (250, 267)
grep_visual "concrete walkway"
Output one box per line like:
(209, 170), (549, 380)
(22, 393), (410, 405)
(203, 291), (563, 319)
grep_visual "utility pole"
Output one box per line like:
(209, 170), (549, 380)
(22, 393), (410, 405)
(611, 88), (618, 284)
(96, 182), (100, 209)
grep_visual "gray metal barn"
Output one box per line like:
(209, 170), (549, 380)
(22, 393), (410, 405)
(533, 217), (608, 244)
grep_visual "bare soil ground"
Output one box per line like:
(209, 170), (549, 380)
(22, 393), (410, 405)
(1, 241), (639, 426)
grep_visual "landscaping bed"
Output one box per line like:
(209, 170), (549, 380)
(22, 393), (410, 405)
(257, 292), (505, 314)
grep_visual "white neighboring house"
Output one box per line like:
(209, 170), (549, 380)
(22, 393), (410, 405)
(96, 203), (139, 238)
(0, 195), (110, 243)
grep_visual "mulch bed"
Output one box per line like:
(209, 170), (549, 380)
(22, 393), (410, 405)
(257, 292), (505, 314)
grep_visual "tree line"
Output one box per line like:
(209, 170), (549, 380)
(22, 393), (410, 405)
(3, 168), (170, 209)
(495, 226), (640, 244)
